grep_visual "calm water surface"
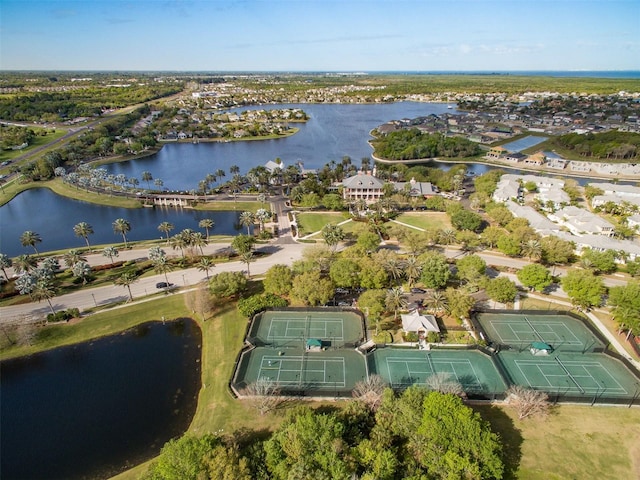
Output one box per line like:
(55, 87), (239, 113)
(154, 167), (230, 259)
(0, 318), (202, 480)
(0, 188), (247, 257)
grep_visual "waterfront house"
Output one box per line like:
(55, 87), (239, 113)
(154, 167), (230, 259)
(342, 172), (385, 203)
(486, 146), (507, 159)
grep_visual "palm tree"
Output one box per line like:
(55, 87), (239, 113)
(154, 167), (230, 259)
(438, 228), (457, 246)
(63, 249), (87, 268)
(73, 222), (94, 248)
(72, 260), (92, 285)
(198, 218), (215, 239)
(141, 171), (153, 190)
(113, 218), (131, 248)
(255, 208), (271, 232)
(403, 255), (422, 287)
(240, 251), (255, 278)
(31, 277), (56, 316)
(152, 256), (173, 286)
(158, 221), (175, 244)
(215, 168), (226, 184)
(197, 256), (215, 280)
(0, 253), (13, 280)
(425, 290), (448, 315)
(115, 271), (138, 301)
(13, 254), (36, 275)
(239, 211), (255, 235)
(154, 178), (164, 191)
(385, 287), (407, 321)
(20, 231), (42, 254)
(170, 229), (194, 258)
(522, 239), (542, 262)
(383, 254), (404, 285)
(102, 246), (119, 265)
(229, 164), (240, 176)
(191, 232), (208, 256)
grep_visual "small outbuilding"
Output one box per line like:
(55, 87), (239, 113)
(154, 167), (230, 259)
(530, 341), (553, 356)
(306, 338), (323, 352)
(401, 310), (440, 335)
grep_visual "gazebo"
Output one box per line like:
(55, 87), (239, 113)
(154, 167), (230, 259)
(530, 341), (553, 356)
(306, 338), (323, 352)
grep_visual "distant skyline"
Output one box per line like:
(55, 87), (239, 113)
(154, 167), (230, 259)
(1, 0), (638, 72)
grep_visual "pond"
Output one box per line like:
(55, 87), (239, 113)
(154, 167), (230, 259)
(0, 318), (202, 480)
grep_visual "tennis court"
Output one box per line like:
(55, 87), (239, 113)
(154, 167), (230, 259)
(476, 312), (605, 353)
(499, 351), (640, 397)
(368, 348), (507, 395)
(234, 347), (367, 394)
(248, 309), (364, 347)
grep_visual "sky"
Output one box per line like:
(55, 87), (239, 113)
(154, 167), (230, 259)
(1, 0), (638, 72)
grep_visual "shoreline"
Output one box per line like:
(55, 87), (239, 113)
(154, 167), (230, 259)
(371, 153), (640, 182)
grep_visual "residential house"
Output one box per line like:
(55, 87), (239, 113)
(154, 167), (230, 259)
(548, 206), (615, 237)
(394, 178), (436, 198)
(486, 146), (507, 159)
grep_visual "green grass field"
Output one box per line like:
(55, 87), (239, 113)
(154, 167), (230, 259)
(0, 128), (68, 162)
(295, 211), (351, 236)
(395, 211), (452, 231)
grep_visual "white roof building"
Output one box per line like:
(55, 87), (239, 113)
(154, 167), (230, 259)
(589, 183), (640, 199)
(342, 172), (385, 203)
(548, 206), (615, 237)
(401, 310), (440, 334)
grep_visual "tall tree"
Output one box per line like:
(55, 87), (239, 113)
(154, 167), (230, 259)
(20, 230), (42, 254)
(71, 260), (92, 285)
(102, 246), (119, 265)
(0, 253), (13, 280)
(158, 221), (175, 244)
(561, 268), (605, 310)
(239, 211), (255, 235)
(73, 222), (94, 248)
(196, 257), (215, 280)
(113, 218), (131, 248)
(141, 171), (153, 190)
(198, 218), (215, 240)
(115, 271), (138, 301)
(385, 287), (407, 320)
(517, 264), (552, 292)
(321, 223), (345, 251)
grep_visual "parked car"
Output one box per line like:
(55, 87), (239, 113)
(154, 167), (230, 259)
(410, 288), (426, 294)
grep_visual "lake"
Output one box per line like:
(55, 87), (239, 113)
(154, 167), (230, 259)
(0, 318), (202, 480)
(0, 102), (607, 256)
(0, 188), (250, 257)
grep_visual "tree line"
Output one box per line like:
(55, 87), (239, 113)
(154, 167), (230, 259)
(371, 128), (481, 160)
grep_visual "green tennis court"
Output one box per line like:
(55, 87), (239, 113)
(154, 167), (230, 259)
(499, 351), (640, 397)
(476, 312), (605, 353)
(368, 348), (507, 395)
(234, 346), (367, 394)
(248, 309), (364, 346)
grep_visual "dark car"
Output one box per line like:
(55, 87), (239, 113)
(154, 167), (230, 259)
(410, 288), (426, 294)
(155, 282), (173, 289)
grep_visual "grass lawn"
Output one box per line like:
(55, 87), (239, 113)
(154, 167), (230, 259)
(295, 211), (351, 236)
(0, 295), (189, 360)
(395, 211), (451, 231)
(0, 128), (68, 163)
(476, 404), (640, 480)
(193, 200), (258, 212)
(0, 179), (143, 208)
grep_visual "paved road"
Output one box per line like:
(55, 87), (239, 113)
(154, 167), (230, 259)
(0, 241), (307, 324)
